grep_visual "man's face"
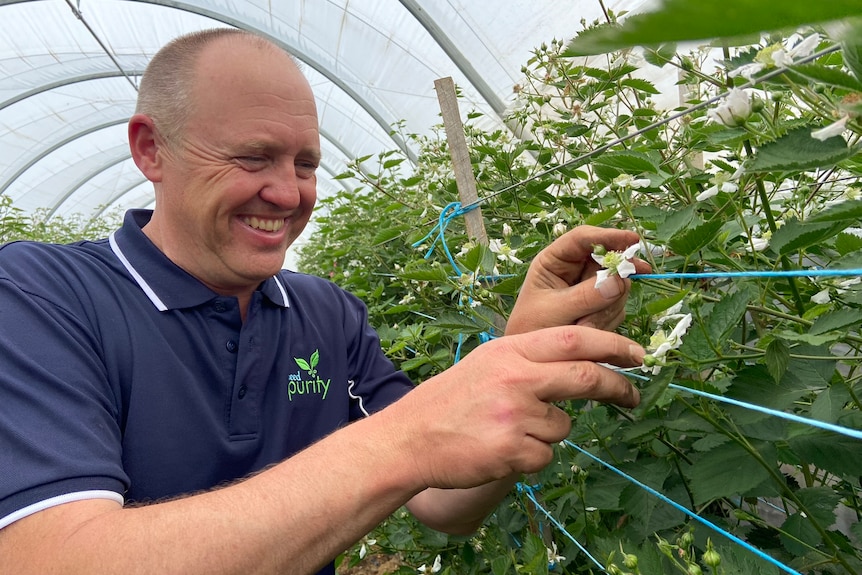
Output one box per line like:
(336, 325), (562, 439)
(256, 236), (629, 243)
(151, 38), (320, 295)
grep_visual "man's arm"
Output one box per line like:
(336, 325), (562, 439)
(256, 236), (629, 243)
(0, 326), (643, 574)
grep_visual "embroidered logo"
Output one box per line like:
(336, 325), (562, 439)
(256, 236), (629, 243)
(288, 349), (330, 401)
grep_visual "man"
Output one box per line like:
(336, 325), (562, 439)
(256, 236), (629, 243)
(0, 29), (648, 574)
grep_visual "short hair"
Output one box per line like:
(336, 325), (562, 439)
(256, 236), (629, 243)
(135, 28), (295, 145)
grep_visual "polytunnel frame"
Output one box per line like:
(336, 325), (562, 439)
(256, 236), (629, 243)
(1, 0), (522, 220)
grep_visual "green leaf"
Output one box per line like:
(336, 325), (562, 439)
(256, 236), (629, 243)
(583, 206), (621, 226)
(294, 358), (311, 371)
(787, 428), (862, 477)
(789, 63), (862, 91)
(398, 267), (449, 282)
(768, 218), (848, 255)
(642, 42), (677, 67)
(310, 349), (319, 369)
(686, 441), (775, 506)
(809, 308), (862, 335)
(382, 158), (404, 169)
(668, 218), (724, 256)
(563, 0), (862, 56)
(655, 205), (696, 243)
(644, 290), (689, 316)
(780, 513), (822, 556)
(705, 285), (754, 344)
(839, 20), (862, 83)
(620, 77), (660, 94)
(632, 365), (678, 418)
(488, 274), (525, 296)
(809, 198), (862, 223)
(592, 150), (660, 173)
(430, 312), (485, 334)
(745, 127), (856, 173)
(834, 231), (862, 255)
(796, 486), (841, 526)
(371, 227), (406, 246)
(765, 338), (790, 383)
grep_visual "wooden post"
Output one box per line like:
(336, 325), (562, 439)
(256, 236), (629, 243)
(434, 77), (488, 246)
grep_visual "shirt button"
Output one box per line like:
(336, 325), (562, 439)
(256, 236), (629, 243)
(237, 385), (248, 399)
(226, 340), (238, 353)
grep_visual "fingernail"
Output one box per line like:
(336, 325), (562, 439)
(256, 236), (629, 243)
(629, 344), (645, 364)
(598, 277), (622, 299)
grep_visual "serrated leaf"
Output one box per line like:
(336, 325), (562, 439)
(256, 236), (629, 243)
(631, 365), (677, 418)
(778, 330), (844, 345)
(834, 231), (862, 255)
(809, 198), (862, 223)
(768, 218), (848, 255)
(430, 312), (485, 334)
(788, 429), (862, 477)
(745, 127), (856, 173)
(668, 218), (723, 256)
(789, 63), (862, 91)
(765, 338), (790, 383)
(687, 441), (774, 506)
(796, 486), (841, 526)
(593, 150), (659, 173)
(621, 78), (660, 94)
(382, 158), (404, 169)
(488, 274), (525, 296)
(809, 308), (862, 335)
(839, 20), (862, 83)
(564, 0), (862, 56)
(706, 285), (754, 343)
(780, 513), (822, 556)
(655, 205), (696, 242)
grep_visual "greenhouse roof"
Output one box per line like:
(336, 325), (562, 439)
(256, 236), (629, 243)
(0, 0), (652, 221)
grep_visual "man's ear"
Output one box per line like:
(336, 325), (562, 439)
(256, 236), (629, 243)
(128, 114), (165, 183)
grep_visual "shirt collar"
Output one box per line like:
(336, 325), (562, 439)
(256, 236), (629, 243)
(109, 209), (290, 311)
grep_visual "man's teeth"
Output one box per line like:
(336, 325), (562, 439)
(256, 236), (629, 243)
(242, 216), (284, 232)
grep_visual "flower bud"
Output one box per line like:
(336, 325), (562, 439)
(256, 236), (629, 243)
(592, 244), (607, 256)
(703, 548), (721, 568)
(623, 553), (639, 569)
(687, 563), (703, 575)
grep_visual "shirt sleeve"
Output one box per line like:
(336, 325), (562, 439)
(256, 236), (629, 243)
(334, 283), (415, 420)
(0, 273), (127, 527)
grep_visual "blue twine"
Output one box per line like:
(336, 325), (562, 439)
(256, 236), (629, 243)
(620, 370), (862, 441)
(633, 268), (862, 280)
(411, 201), (481, 275)
(563, 441), (804, 575)
(516, 482), (608, 573)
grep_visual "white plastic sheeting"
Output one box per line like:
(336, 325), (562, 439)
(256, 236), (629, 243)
(0, 0), (650, 219)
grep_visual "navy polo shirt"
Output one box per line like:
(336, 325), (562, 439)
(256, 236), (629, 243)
(0, 210), (413, 570)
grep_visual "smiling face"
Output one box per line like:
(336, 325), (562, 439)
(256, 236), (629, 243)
(141, 36), (320, 300)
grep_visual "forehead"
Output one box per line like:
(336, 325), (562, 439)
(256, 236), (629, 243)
(186, 38), (320, 145)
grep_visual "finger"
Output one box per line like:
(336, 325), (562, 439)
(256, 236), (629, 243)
(502, 325), (644, 367)
(538, 227), (643, 284)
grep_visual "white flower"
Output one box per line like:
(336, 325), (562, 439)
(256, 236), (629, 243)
(730, 33), (820, 79)
(614, 173), (652, 190)
(488, 238), (523, 265)
(811, 289), (831, 304)
(745, 236), (770, 252)
(639, 239), (666, 256)
(418, 555), (442, 573)
(547, 542), (566, 565)
(642, 313), (692, 374)
(708, 89), (752, 127)
(502, 223), (513, 237)
(696, 171), (739, 201)
(552, 222), (568, 237)
(399, 294), (415, 305)
(811, 114), (850, 141)
(592, 243), (640, 288)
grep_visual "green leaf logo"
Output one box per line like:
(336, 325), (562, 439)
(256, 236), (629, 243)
(294, 350), (320, 377)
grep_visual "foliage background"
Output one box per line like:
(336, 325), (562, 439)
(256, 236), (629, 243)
(299, 1), (862, 573)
